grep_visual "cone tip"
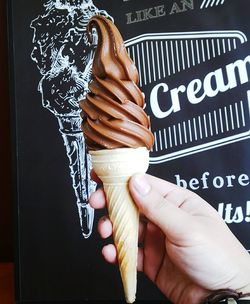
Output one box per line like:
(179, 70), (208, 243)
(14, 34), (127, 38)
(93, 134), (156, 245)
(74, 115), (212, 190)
(125, 294), (136, 303)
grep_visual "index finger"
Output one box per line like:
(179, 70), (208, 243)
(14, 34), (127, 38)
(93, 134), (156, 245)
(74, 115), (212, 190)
(89, 188), (106, 209)
(131, 174), (217, 216)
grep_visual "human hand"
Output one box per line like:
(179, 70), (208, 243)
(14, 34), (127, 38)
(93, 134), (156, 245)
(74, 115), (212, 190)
(90, 173), (250, 304)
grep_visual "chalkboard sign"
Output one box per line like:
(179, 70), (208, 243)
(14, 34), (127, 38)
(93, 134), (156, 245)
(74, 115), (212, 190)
(8, 0), (250, 303)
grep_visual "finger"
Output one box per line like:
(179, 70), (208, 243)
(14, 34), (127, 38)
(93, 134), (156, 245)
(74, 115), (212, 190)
(138, 219), (147, 244)
(97, 215), (146, 245)
(90, 169), (102, 184)
(143, 222), (165, 282)
(138, 223), (165, 274)
(102, 244), (117, 264)
(143, 174), (181, 198)
(143, 174), (201, 210)
(98, 216), (113, 239)
(89, 188), (106, 209)
(143, 175), (217, 216)
(102, 244), (144, 271)
(137, 247), (144, 272)
(139, 214), (148, 223)
(129, 174), (190, 238)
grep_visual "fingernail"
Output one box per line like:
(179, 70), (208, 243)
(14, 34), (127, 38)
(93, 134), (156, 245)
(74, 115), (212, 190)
(133, 174), (151, 196)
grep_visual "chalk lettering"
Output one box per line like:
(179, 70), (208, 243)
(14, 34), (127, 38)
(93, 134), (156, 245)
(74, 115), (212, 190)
(126, 5), (166, 24)
(175, 172), (250, 190)
(150, 55), (250, 119)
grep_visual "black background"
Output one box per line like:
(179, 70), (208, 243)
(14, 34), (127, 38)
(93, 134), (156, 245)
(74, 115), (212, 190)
(9, 0), (250, 303)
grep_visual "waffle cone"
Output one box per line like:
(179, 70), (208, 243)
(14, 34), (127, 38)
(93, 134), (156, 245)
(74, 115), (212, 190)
(90, 147), (149, 303)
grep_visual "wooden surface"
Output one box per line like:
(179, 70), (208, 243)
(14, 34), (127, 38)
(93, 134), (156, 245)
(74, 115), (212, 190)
(0, 263), (15, 304)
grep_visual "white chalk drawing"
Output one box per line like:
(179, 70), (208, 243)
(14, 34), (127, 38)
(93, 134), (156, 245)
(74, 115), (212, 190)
(200, 0), (226, 9)
(126, 31), (247, 86)
(30, 0), (249, 237)
(150, 93), (250, 163)
(30, 0), (112, 238)
(125, 31), (249, 164)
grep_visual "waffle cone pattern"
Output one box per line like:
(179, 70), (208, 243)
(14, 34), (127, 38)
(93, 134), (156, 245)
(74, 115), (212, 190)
(90, 147), (149, 303)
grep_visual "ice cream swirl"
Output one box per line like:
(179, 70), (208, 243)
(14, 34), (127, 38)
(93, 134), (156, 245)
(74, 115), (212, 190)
(80, 15), (154, 151)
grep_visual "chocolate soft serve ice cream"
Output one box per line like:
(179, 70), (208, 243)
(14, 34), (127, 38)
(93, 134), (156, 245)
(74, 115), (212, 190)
(80, 15), (154, 151)
(80, 15), (154, 303)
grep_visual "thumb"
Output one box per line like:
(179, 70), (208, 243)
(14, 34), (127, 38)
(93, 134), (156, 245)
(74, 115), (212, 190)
(129, 174), (190, 237)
